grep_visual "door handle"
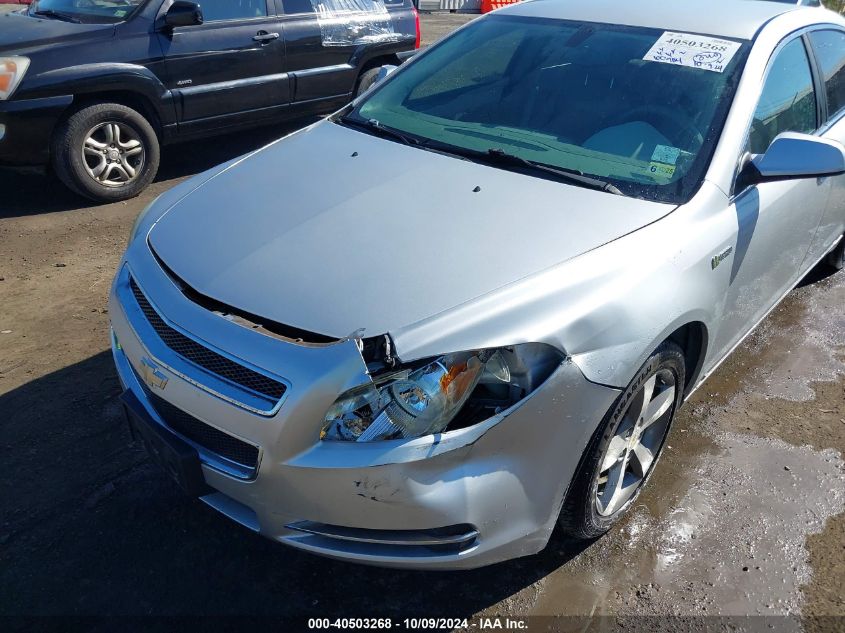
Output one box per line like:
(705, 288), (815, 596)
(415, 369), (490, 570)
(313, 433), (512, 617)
(253, 31), (280, 43)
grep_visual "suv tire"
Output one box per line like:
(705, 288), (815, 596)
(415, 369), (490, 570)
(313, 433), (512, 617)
(52, 102), (160, 203)
(355, 67), (383, 98)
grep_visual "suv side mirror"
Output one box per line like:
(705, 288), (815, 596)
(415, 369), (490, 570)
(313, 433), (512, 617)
(747, 132), (845, 183)
(165, 0), (203, 28)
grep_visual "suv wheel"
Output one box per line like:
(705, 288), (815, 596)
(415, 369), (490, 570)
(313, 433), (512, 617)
(52, 103), (160, 202)
(355, 67), (383, 99)
(558, 342), (685, 540)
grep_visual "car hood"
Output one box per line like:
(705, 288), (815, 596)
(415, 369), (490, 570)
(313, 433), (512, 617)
(0, 11), (113, 53)
(148, 121), (676, 339)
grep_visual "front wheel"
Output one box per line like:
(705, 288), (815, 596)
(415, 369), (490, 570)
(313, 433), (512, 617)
(51, 102), (160, 202)
(558, 342), (685, 540)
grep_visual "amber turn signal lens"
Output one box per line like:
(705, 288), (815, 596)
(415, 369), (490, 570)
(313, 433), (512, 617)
(0, 63), (14, 93)
(0, 57), (29, 100)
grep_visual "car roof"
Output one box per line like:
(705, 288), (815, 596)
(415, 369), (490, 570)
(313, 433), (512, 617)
(503, 0), (809, 40)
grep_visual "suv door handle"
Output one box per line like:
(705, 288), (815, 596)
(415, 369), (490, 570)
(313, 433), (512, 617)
(253, 31), (280, 43)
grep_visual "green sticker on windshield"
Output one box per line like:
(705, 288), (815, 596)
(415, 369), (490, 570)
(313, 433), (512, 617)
(649, 162), (676, 179)
(114, 9), (128, 16)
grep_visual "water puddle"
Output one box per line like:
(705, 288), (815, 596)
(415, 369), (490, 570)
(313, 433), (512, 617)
(532, 428), (843, 617)
(531, 271), (845, 618)
(734, 272), (845, 402)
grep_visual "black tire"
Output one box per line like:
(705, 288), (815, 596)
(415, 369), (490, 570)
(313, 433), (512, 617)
(559, 341), (686, 540)
(826, 235), (844, 271)
(51, 102), (160, 203)
(355, 67), (383, 99)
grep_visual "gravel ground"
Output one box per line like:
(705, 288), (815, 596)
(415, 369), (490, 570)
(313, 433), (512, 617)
(1, 11), (843, 632)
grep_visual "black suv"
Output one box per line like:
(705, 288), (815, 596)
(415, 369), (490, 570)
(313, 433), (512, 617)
(0, 0), (419, 200)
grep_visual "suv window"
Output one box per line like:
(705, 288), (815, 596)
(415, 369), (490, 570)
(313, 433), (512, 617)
(748, 38), (817, 154)
(201, 0), (268, 21)
(808, 30), (845, 122)
(281, 0), (314, 14)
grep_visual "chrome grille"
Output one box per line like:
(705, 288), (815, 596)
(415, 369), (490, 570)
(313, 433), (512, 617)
(129, 277), (287, 402)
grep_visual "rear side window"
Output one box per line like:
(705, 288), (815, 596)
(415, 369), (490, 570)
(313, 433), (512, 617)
(200, 0), (268, 21)
(282, 0), (314, 13)
(748, 38), (817, 154)
(808, 30), (845, 121)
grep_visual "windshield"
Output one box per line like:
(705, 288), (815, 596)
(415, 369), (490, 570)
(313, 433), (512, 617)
(349, 16), (750, 203)
(28, 0), (145, 23)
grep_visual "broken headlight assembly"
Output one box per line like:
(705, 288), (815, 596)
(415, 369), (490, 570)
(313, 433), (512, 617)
(321, 344), (564, 442)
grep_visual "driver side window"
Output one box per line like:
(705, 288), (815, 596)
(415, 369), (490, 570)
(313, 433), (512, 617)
(748, 38), (817, 154)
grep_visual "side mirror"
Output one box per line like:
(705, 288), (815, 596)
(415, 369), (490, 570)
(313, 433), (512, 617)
(374, 65), (398, 85)
(748, 132), (845, 183)
(165, 0), (203, 29)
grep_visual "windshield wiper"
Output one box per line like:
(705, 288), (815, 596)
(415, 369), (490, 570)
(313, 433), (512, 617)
(338, 116), (420, 146)
(415, 141), (623, 195)
(482, 148), (624, 195)
(32, 9), (82, 23)
(336, 118), (625, 195)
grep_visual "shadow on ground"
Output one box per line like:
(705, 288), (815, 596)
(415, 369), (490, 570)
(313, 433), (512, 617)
(797, 256), (841, 287)
(0, 351), (593, 619)
(0, 120), (312, 220)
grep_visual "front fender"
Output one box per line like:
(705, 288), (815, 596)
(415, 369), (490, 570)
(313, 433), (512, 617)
(18, 63), (175, 125)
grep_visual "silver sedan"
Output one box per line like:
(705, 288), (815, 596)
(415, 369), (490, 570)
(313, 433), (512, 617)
(109, 0), (845, 568)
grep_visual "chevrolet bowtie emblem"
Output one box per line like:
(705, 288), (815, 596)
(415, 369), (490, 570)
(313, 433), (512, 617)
(140, 357), (168, 390)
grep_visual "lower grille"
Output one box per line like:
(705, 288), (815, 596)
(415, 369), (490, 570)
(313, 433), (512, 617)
(148, 393), (259, 471)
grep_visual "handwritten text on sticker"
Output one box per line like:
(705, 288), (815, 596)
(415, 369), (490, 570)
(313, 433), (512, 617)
(644, 32), (741, 73)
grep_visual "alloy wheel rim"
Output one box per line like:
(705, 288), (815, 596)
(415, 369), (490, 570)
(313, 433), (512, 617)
(595, 369), (676, 517)
(81, 121), (145, 187)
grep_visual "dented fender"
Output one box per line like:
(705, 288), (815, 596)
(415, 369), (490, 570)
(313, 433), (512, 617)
(390, 182), (734, 391)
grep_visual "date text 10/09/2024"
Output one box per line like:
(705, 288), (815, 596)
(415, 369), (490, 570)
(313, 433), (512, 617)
(307, 618), (530, 630)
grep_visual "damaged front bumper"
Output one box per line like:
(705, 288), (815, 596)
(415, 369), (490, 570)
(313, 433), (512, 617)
(108, 241), (620, 569)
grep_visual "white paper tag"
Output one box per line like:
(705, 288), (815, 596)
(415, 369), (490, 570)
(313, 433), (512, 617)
(644, 32), (741, 73)
(652, 145), (681, 165)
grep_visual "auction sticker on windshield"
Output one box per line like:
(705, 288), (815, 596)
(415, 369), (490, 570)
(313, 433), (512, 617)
(644, 32), (741, 73)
